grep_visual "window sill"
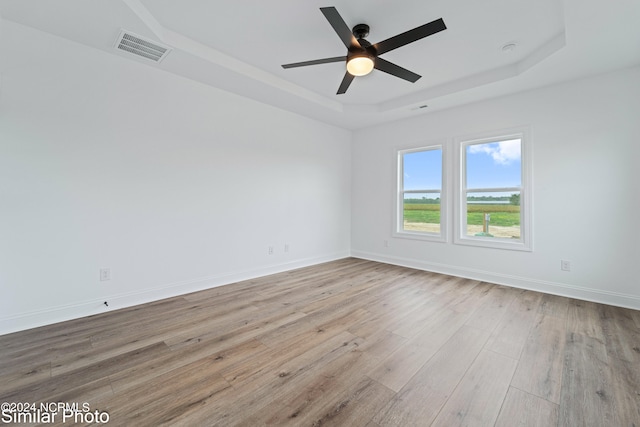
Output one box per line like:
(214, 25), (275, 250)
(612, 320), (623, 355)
(393, 230), (447, 243)
(454, 235), (532, 251)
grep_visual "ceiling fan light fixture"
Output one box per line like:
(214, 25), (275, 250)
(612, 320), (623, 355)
(346, 54), (374, 76)
(281, 7), (447, 94)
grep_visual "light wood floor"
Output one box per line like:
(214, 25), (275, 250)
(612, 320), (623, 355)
(1, 258), (639, 426)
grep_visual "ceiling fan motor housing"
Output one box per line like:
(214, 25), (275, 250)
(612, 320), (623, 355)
(352, 24), (370, 39)
(350, 24), (376, 60)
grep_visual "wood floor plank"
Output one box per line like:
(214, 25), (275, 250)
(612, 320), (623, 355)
(439, 279), (487, 313)
(356, 329), (407, 361)
(363, 271), (435, 315)
(598, 304), (640, 364)
(252, 309), (364, 370)
(108, 338), (268, 393)
(277, 376), (394, 427)
(538, 293), (570, 319)
(80, 297), (196, 344)
(558, 332), (617, 426)
(495, 386), (559, 427)
(172, 332), (365, 425)
(463, 284), (518, 331)
(0, 361), (50, 397)
(426, 273), (465, 295)
(559, 318), (640, 427)
(254, 316), (322, 349)
(242, 337), (384, 425)
(0, 337), (93, 375)
(372, 325), (491, 426)
(631, 309), (640, 329)
(1, 258), (639, 425)
(485, 290), (542, 359)
(607, 354), (640, 426)
(346, 310), (397, 339)
(346, 278), (436, 339)
(221, 330), (358, 388)
(82, 298), (261, 367)
(2, 341), (169, 402)
(40, 377), (115, 412)
(367, 308), (468, 392)
(99, 355), (232, 425)
(430, 349), (518, 426)
(163, 305), (304, 349)
(314, 307), (371, 333)
(383, 296), (442, 339)
(566, 298), (606, 341)
(297, 273), (400, 318)
(511, 311), (566, 403)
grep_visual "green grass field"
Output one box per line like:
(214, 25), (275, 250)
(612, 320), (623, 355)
(403, 203), (520, 226)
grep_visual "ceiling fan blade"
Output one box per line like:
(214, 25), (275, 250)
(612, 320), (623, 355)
(374, 58), (421, 82)
(373, 18), (446, 55)
(320, 7), (361, 49)
(337, 72), (355, 94)
(282, 56), (346, 69)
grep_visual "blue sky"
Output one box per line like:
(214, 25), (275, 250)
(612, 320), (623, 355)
(403, 149), (442, 191)
(466, 139), (521, 188)
(403, 139), (521, 195)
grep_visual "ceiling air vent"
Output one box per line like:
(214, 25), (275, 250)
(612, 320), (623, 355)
(115, 30), (171, 63)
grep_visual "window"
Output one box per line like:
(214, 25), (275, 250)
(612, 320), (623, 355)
(455, 129), (532, 251)
(395, 145), (446, 242)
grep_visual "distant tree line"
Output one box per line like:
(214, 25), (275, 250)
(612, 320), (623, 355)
(466, 194), (520, 206)
(404, 197), (441, 205)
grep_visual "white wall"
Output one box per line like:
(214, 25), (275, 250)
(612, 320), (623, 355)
(0, 20), (352, 335)
(352, 66), (640, 309)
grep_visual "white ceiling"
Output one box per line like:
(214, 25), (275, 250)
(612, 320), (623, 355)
(1, 0), (639, 130)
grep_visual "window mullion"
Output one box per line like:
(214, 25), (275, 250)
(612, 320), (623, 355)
(466, 187), (521, 193)
(403, 189), (441, 194)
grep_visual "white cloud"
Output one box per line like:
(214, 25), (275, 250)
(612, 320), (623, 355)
(468, 139), (520, 165)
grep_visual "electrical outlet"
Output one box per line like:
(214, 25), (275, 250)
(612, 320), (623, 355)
(100, 268), (111, 281)
(268, 246), (274, 255)
(561, 260), (571, 272)
(384, 240), (389, 248)
(284, 244), (289, 253)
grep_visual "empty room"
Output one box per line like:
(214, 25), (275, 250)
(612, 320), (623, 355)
(1, 0), (639, 425)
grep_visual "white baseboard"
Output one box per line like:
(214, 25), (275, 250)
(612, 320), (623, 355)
(350, 250), (640, 311)
(0, 251), (349, 336)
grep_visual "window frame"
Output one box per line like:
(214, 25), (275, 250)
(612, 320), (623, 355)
(394, 143), (447, 243)
(454, 127), (532, 251)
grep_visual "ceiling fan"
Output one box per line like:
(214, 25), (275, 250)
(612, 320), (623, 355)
(281, 7), (447, 94)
